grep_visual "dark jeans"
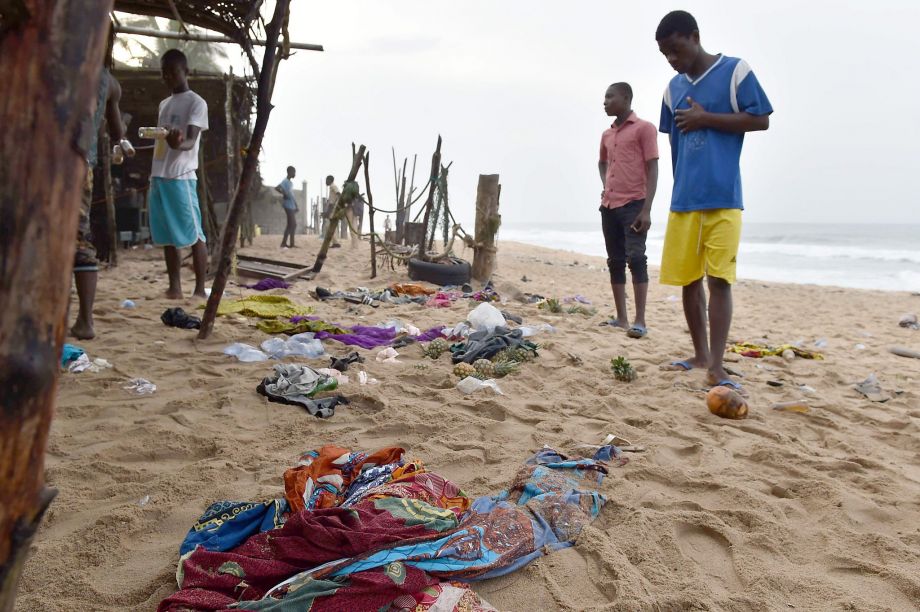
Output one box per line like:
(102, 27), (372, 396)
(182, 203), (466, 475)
(282, 208), (297, 246)
(600, 199), (648, 284)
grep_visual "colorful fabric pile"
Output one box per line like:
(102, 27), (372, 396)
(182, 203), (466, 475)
(728, 342), (825, 360)
(160, 444), (619, 612)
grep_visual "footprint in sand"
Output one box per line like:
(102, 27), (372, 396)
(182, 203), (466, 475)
(675, 523), (743, 594)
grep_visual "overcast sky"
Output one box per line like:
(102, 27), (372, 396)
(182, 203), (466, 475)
(250, 1), (920, 229)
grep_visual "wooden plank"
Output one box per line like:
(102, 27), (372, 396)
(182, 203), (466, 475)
(235, 255), (310, 280)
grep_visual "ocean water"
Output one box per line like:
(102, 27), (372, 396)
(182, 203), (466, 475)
(498, 222), (920, 292)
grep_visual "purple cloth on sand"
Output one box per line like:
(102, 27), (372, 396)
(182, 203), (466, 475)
(244, 278), (291, 291)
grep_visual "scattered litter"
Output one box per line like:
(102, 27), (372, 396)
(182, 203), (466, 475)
(782, 349), (795, 362)
(501, 310), (523, 325)
(161, 307), (201, 329)
(124, 378), (156, 395)
(767, 380), (784, 387)
(665, 295), (680, 302)
(854, 343), (866, 350)
(772, 400), (810, 413)
(375, 347), (400, 363)
(601, 433), (631, 447)
(899, 313), (919, 329)
(256, 364), (345, 417)
(260, 335), (325, 359)
(61, 343), (84, 367)
(814, 338), (828, 348)
(223, 343), (269, 362)
(121, 299), (136, 309)
(244, 278), (291, 291)
(563, 295), (592, 305)
(456, 376), (503, 395)
(799, 385), (818, 397)
(357, 371), (378, 385)
(468, 302), (506, 332)
(329, 351), (364, 372)
(68, 354), (113, 373)
(706, 386), (748, 419)
(519, 323), (556, 337)
(317, 368), (349, 385)
(889, 346), (920, 359)
(138, 495), (151, 506)
(855, 373), (889, 402)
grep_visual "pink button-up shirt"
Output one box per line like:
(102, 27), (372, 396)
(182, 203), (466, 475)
(599, 112), (659, 209)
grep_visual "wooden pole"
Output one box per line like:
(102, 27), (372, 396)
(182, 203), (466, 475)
(417, 136), (443, 261)
(101, 128), (118, 265)
(112, 25), (324, 51)
(395, 160), (407, 244)
(365, 151), (377, 279)
(471, 174), (501, 282)
(406, 153), (417, 224)
(0, 2), (113, 608)
(311, 145), (366, 273)
(198, 0), (291, 339)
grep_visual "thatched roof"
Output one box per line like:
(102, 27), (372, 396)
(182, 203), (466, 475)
(113, 0), (263, 41)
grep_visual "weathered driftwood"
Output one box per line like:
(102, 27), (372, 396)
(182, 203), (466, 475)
(365, 151), (377, 278)
(471, 174), (501, 282)
(416, 136), (443, 261)
(0, 1), (114, 608)
(312, 145), (366, 273)
(198, 0), (292, 339)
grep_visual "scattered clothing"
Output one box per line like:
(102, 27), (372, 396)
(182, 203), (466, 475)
(256, 364), (345, 418)
(180, 499), (290, 556)
(243, 278), (292, 291)
(389, 283), (435, 297)
(61, 344), (84, 368)
(330, 351), (364, 372)
(729, 342), (824, 360)
(213, 295), (314, 319)
(450, 326), (536, 364)
(161, 307), (201, 330)
(160, 445), (617, 611)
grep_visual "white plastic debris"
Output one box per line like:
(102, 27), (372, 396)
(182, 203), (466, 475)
(124, 378), (156, 395)
(358, 371), (378, 385)
(223, 343), (269, 362)
(376, 347), (400, 363)
(467, 302), (506, 332)
(317, 367), (349, 385)
(456, 376), (503, 395)
(519, 323), (557, 337)
(121, 299), (136, 309)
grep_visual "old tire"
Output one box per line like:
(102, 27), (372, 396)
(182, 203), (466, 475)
(407, 257), (471, 286)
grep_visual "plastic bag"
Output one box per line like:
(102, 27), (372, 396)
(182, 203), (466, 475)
(519, 323), (556, 337)
(223, 343), (269, 362)
(456, 376), (503, 395)
(260, 337), (325, 359)
(124, 378), (157, 395)
(467, 303), (505, 332)
(376, 347), (399, 363)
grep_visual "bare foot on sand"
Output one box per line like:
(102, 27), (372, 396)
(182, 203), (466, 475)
(164, 288), (183, 299)
(191, 290), (208, 300)
(660, 357), (708, 371)
(70, 320), (95, 340)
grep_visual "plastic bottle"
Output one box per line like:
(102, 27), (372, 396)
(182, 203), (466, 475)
(111, 144), (124, 165)
(138, 127), (168, 139)
(771, 400), (809, 413)
(119, 138), (136, 157)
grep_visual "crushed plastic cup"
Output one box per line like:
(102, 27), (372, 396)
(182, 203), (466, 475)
(124, 378), (156, 395)
(223, 343), (269, 362)
(121, 299), (136, 309)
(771, 400), (810, 413)
(376, 347), (399, 363)
(467, 302), (506, 332)
(456, 376), (503, 395)
(138, 495), (151, 506)
(358, 370), (378, 385)
(519, 323), (557, 337)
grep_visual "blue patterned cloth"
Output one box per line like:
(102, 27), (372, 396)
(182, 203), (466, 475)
(179, 499), (289, 556)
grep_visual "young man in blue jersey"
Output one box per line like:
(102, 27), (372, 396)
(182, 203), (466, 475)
(655, 10), (772, 391)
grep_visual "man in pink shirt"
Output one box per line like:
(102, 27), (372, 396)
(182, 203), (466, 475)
(598, 82), (659, 338)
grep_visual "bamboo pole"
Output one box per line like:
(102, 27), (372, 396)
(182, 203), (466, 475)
(112, 25), (323, 51)
(0, 2), (113, 608)
(198, 0), (291, 339)
(311, 145), (366, 273)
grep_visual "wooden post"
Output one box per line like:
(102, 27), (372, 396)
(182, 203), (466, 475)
(311, 145), (365, 274)
(0, 2), (113, 608)
(198, 0), (291, 340)
(471, 174), (501, 282)
(395, 158), (406, 243)
(101, 128), (118, 265)
(365, 152), (377, 279)
(417, 136), (442, 261)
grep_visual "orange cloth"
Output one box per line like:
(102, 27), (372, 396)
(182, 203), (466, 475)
(389, 282), (436, 297)
(283, 445), (405, 512)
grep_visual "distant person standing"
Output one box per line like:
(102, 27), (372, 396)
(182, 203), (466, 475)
(598, 81), (659, 339)
(275, 165), (298, 248)
(148, 49), (209, 299)
(324, 175), (342, 248)
(655, 10), (772, 391)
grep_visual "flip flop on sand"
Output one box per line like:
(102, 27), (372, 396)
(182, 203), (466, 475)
(712, 379), (749, 397)
(660, 360), (694, 371)
(626, 324), (647, 339)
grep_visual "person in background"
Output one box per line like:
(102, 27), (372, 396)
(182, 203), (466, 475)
(275, 165), (298, 248)
(598, 81), (659, 339)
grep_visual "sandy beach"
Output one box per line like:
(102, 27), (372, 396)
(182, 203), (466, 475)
(16, 234), (920, 611)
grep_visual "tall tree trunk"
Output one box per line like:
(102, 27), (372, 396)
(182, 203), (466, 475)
(198, 0), (291, 339)
(471, 174), (501, 282)
(0, 1), (114, 609)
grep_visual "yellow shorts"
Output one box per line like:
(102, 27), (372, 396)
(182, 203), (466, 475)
(660, 209), (742, 286)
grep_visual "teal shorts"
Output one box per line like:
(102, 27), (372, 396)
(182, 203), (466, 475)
(149, 177), (206, 248)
